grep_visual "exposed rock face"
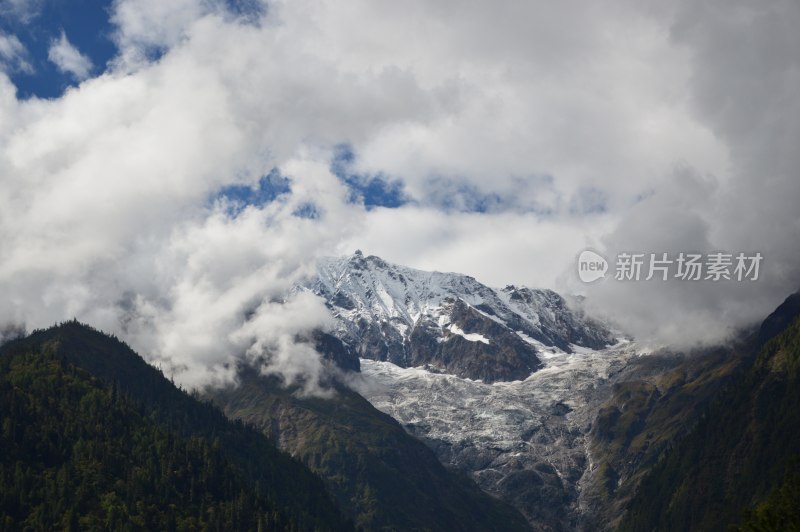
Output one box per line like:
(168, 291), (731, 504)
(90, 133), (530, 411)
(406, 299), (543, 382)
(308, 330), (360, 373)
(299, 252), (615, 382)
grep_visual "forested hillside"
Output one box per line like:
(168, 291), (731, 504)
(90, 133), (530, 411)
(0, 322), (350, 531)
(620, 302), (800, 531)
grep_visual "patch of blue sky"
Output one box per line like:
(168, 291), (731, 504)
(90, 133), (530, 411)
(1, 0), (117, 99)
(224, 0), (266, 24)
(1, 0), (265, 100)
(423, 176), (559, 216)
(330, 145), (410, 210)
(212, 170), (291, 216)
(292, 202), (320, 219)
(329, 146), (580, 216)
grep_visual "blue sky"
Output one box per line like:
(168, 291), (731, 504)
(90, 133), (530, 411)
(2, 0), (263, 98)
(1, 0), (116, 98)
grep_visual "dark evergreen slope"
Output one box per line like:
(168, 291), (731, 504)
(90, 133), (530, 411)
(582, 345), (747, 528)
(737, 459), (800, 531)
(0, 322), (350, 531)
(619, 294), (800, 531)
(208, 368), (533, 532)
(758, 292), (800, 345)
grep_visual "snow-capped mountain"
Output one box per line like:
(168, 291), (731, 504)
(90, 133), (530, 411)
(291, 254), (792, 529)
(299, 250), (615, 383)
(293, 252), (627, 526)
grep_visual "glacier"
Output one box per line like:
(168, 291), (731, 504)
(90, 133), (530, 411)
(350, 341), (639, 528)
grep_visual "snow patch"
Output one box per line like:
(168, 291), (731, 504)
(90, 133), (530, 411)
(448, 324), (490, 344)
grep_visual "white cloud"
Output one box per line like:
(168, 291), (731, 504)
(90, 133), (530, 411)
(110, 0), (216, 69)
(341, 206), (614, 290)
(270, 0), (729, 212)
(48, 31), (93, 80)
(0, 32), (32, 74)
(564, 0), (800, 347)
(0, 0), (798, 390)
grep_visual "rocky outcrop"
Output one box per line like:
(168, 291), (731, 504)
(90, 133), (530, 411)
(407, 300), (542, 383)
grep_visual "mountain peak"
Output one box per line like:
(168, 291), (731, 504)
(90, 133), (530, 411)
(304, 254), (615, 382)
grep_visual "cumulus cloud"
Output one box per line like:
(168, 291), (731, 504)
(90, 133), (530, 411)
(121, 187), (352, 393)
(340, 206), (615, 290)
(562, 0), (800, 347)
(0, 32), (32, 73)
(48, 32), (93, 80)
(0, 0), (798, 391)
(110, 0), (216, 69)
(0, 11), (368, 390)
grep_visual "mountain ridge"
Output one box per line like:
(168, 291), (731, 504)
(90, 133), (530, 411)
(300, 251), (615, 383)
